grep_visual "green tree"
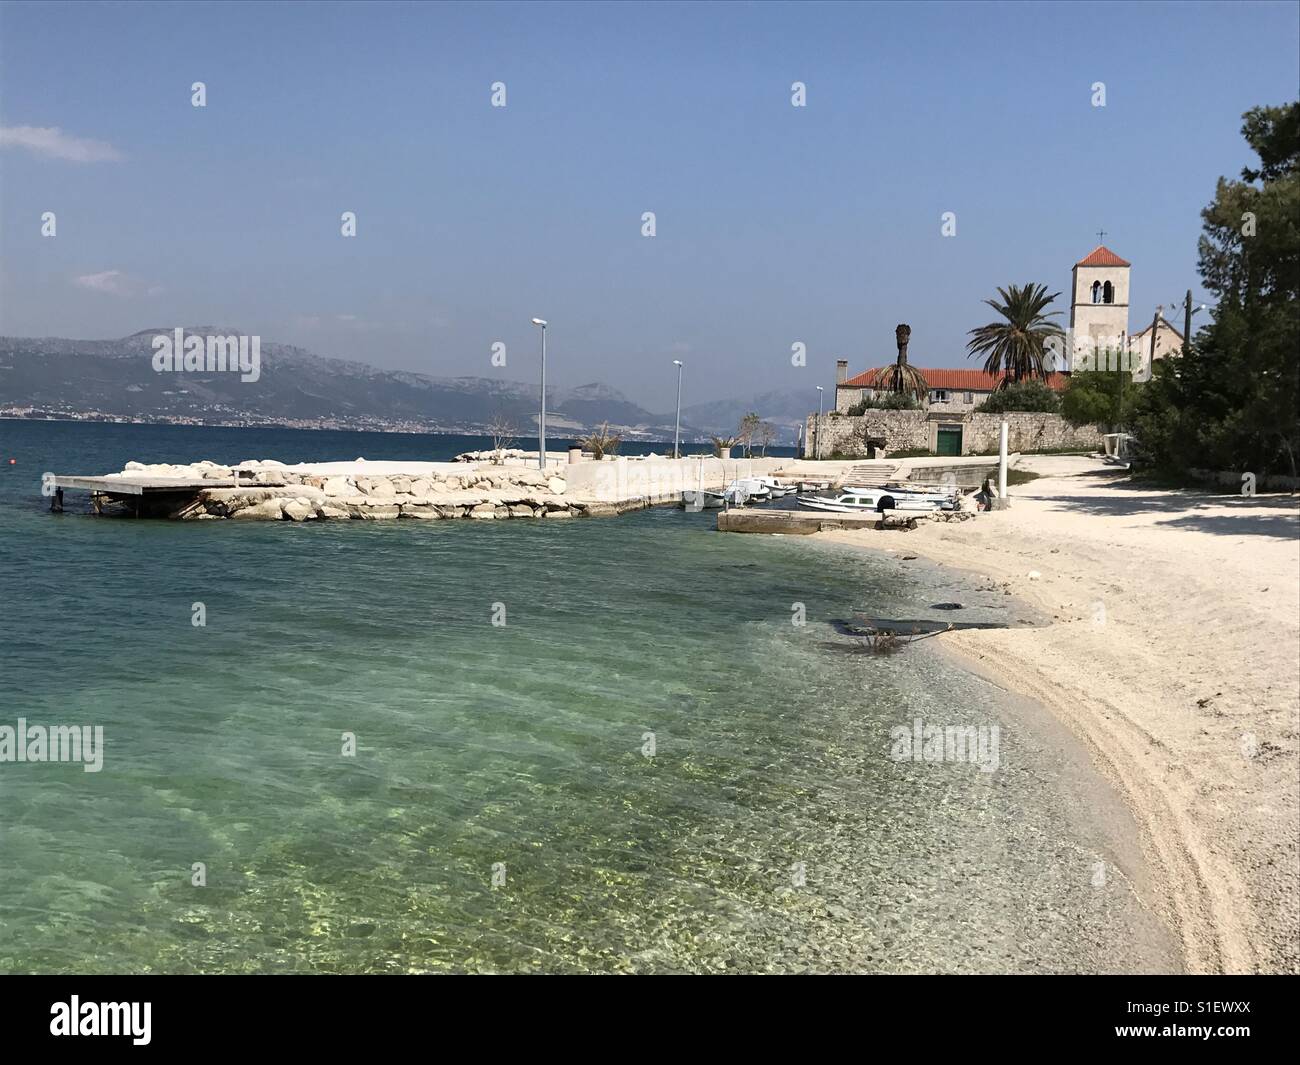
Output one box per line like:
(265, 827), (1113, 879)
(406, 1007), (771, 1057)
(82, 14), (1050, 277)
(1131, 102), (1300, 477)
(965, 283), (1065, 385)
(737, 411), (762, 456)
(1060, 365), (1140, 429)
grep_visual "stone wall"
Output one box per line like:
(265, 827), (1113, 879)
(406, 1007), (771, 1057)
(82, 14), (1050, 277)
(563, 455), (784, 504)
(807, 411), (928, 457)
(805, 411), (1103, 457)
(95, 456), (789, 521)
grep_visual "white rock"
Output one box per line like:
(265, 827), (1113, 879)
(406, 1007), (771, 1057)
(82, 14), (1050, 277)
(229, 499), (284, 520)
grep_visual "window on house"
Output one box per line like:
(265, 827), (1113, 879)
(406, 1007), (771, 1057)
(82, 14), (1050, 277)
(964, 391), (974, 404)
(1092, 281), (1102, 304)
(1103, 280), (1114, 304)
(933, 389), (948, 402)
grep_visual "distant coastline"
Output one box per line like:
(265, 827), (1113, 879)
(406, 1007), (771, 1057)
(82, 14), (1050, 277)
(0, 410), (704, 444)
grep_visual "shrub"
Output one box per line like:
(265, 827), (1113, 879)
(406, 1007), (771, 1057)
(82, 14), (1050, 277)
(1059, 369), (1142, 427)
(579, 422), (622, 459)
(977, 380), (1060, 414)
(847, 393), (922, 414)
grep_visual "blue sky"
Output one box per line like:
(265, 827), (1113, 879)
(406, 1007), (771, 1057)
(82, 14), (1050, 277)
(1, 0), (1296, 410)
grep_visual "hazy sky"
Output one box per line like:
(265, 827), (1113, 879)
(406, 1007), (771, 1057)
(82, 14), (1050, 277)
(1, 0), (1296, 409)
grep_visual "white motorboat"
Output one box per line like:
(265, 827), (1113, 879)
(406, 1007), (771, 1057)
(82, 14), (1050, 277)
(796, 488), (942, 514)
(679, 490), (724, 510)
(841, 482), (959, 510)
(724, 478), (771, 503)
(754, 476), (796, 497)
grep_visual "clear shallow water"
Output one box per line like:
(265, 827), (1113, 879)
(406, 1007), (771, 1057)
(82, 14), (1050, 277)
(0, 421), (1178, 973)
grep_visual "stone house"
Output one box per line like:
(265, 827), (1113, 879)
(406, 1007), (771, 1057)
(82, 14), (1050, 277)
(834, 361), (1069, 415)
(1126, 314), (1185, 364)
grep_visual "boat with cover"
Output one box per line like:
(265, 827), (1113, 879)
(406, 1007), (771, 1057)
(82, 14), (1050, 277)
(796, 488), (943, 514)
(724, 478), (771, 503)
(840, 482), (959, 510)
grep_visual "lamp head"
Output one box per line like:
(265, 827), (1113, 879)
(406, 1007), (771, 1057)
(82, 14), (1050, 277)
(530, 318), (548, 327)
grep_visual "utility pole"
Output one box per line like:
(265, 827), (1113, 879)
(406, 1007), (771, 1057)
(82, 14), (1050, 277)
(815, 386), (824, 460)
(530, 318), (548, 469)
(672, 360), (684, 459)
(1183, 290), (1194, 356)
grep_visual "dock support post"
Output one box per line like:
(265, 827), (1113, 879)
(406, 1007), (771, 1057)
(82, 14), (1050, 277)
(51, 487), (64, 513)
(91, 492), (103, 516)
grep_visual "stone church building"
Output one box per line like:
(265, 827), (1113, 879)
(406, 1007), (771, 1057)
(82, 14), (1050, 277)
(835, 243), (1185, 415)
(1068, 244), (1185, 371)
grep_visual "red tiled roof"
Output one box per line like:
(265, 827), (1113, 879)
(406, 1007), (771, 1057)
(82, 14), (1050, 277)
(842, 367), (1069, 392)
(1076, 245), (1130, 267)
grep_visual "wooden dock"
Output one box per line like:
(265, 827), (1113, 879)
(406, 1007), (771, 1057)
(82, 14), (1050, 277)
(49, 474), (284, 516)
(717, 509), (918, 535)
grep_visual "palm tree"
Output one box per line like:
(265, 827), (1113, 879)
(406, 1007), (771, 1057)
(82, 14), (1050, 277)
(867, 324), (929, 399)
(579, 421), (622, 459)
(965, 283), (1064, 386)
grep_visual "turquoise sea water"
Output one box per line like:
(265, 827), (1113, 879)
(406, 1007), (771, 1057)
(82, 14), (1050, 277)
(0, 421), (1179, 973)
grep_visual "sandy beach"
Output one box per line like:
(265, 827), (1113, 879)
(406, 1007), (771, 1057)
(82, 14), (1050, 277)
(818, 455), (1300, 974)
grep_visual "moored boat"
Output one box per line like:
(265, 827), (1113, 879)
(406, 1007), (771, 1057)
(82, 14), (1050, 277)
(840, 482), (959, 510)
(679, 490), (724, 510)
(754, 476), (796, 497)
(796, 488), (942, 514)
(724, 478), (771, 503)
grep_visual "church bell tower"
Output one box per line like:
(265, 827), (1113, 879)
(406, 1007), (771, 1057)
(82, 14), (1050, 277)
(1069, 244), (1131, 369)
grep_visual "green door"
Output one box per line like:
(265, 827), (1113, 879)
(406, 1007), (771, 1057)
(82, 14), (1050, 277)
(936, 424), (963, 456)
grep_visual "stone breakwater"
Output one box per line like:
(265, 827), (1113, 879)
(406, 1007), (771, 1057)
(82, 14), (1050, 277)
(109, 460), (618, 521)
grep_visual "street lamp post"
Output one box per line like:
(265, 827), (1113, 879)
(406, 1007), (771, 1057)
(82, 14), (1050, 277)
(530, 318), (548, 470)
(815, 385), (824, 460)
(1182, 290), (1208, 356)
(672, 360), (684, 459)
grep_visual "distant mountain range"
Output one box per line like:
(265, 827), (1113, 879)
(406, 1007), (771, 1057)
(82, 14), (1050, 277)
(0, 328), (816, 442)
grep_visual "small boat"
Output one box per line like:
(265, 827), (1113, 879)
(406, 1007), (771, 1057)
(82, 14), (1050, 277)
(754, 476), (796, 498)
(679, 490), (724, 510)
(796, 488), (942, 514)
(724, 478), (771, 503)
(841, 482), (959, 510)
